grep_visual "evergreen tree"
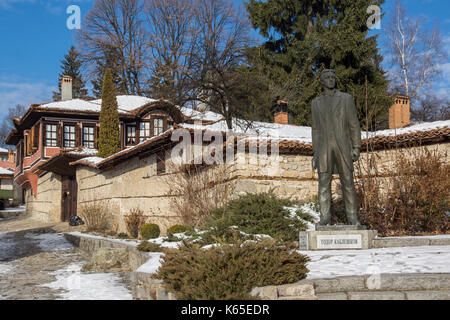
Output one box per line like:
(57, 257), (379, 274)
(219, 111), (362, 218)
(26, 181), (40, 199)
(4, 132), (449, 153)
(53, 46), (88, 100)
(98, 69), (121, 158)
(246, 0), (393, 129)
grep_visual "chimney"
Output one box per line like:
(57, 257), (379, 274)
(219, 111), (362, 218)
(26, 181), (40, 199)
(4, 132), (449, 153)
(274, 99), (289, 125)
(61, 75), (73, 101)
(8, 149), (15, 164)
(389, 95), (410, 129)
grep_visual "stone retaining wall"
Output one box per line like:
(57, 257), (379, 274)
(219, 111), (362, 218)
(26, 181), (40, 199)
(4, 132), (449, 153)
(26, 172), (62, 223)
(64, 232), (174, 300)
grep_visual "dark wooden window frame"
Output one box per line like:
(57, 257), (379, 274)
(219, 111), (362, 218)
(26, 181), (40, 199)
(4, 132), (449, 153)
(126, 125), (137, 146)
(44, 122), (59, 147)
(139, 121), (151, 142)
(82, 124), (96, 149)
(63, 123), (77, 148)
(152, 116), (166, 136)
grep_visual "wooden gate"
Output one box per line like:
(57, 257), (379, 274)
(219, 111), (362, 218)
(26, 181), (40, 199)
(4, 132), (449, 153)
(61, 175), (78, 222)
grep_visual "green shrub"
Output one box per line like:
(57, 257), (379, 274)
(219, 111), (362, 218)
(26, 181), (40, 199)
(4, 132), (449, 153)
(154, 238), (310, 300)
(137, 241), (162, 252)
(140, 223), (160, 240)
(202, 192), (307, 242)
(167, 225), (187, 235)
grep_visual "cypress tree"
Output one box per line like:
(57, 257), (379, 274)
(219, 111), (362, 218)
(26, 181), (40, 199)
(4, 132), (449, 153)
(246, 0), (393, 129)
(98, 68), (121, 158)
(53, 46), (88, 100)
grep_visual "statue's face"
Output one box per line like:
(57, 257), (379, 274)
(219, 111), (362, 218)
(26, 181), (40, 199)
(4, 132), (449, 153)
(321, 73), (336, 90)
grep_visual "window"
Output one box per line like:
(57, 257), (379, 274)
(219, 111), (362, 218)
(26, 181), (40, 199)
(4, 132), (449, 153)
(45, 124), (58, 147)
(63, 124), (76, 148)
(140, 122), (151, 142)
(153, 118), (164, 136)
(83, 126), (95, 149)
(126, 126), (136, 146)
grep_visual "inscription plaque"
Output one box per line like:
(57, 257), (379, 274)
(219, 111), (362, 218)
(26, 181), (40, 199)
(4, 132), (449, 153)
(316, 234), (362, 249)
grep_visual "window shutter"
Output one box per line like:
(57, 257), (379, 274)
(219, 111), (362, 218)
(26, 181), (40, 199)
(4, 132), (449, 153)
(33, 123), (39, 150)
(56, 123), (62, 147)
(42, 123), (47, 147)
(75, 125), (81, 147)
(94, 126), (99, 149)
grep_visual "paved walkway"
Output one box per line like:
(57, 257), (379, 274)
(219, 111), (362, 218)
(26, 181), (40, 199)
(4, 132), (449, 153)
(0, 216), (131, 300)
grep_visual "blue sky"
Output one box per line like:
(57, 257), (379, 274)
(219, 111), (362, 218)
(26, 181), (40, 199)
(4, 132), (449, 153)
(0, 0), (449, 120)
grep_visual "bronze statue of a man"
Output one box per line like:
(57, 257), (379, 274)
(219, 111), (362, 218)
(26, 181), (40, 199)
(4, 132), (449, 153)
(311, 69), (362, 227)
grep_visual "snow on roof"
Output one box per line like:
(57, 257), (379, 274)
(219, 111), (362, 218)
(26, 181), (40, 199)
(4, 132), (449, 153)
(38, 99), (101, 113)
(0, 148), (9, 153)
(76, 157), (105, 165)
(179, 107), (224, 122)
(66, 148), (98, 157)
(180, 119), (313, 143)
(90, 95), (157, 113)
(0, 167), (13, 175)
(180, 119), (450, 144)
(364, 120), (450, 138)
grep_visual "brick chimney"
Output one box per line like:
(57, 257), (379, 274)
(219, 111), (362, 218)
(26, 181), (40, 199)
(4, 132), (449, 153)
(61, 75), (73, 101)
(389, 95), (410, 129)
(274, 99), (289, 125)
(8, 149), (15, 164)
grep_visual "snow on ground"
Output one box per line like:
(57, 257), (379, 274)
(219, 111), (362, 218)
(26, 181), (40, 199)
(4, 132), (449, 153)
(0, 263), (12, 274)
(24, 233), (74, 251)
(43, 262), (132, 300)
(284, 203), (320, 231)
(301, 245), (450, 279)
(135, 253), (164, 275)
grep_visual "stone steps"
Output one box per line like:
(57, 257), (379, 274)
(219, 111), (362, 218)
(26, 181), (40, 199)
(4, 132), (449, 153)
(316, 290), (450, 300)
(252, 273), (450, 300)
(372, 237), (450, 248)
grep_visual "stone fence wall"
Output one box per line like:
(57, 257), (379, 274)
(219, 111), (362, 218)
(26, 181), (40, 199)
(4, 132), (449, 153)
(74, 142), (449, 234)
(26, 172), (62, 222)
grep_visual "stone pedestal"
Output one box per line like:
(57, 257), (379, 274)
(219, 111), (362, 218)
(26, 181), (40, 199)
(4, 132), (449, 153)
(299, 228), (377, 251)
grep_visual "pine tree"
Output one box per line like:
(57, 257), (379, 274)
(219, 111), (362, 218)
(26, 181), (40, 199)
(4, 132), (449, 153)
(53, 46), (88, 100)
(98, 69), (121, 158)
(246, 0), (393, 129)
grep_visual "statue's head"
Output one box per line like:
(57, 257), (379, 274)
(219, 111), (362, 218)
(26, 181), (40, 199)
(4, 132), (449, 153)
(320, 69), (336, 90)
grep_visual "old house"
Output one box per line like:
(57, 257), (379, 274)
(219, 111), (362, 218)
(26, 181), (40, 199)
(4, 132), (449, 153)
(6, 79), (450, 231)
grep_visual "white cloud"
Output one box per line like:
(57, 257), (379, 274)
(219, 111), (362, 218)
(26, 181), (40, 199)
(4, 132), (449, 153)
(0, 77), (54, 117)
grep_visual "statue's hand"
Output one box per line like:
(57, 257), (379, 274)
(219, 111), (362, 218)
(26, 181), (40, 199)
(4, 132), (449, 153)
(352, 148), (360, 162)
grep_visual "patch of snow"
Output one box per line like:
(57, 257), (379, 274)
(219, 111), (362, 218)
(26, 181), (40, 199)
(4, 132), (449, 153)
(0, 167), (13, 175)
(91, 95), (157, 113)
(24, 233), (74, 251)
(300, 245), (450, 279)
(39, 99), (102, 113)
(77, 156), (104, 165)
(43, 262), (132, 300)
(179, 107), (224, 122)
(135, 253), (164, 275)
(67, 148), (98, 156)
(147, 236), (182, 249)
(0, 263), (12, 275)
(364, 120), (450, 138)
(284, 204), (320, 231)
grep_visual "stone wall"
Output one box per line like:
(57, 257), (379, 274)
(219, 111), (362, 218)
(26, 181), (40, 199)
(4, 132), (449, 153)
(75, 142), (449, 233)
(76, 153), (183, 234)
(26, 172), (62, 222)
